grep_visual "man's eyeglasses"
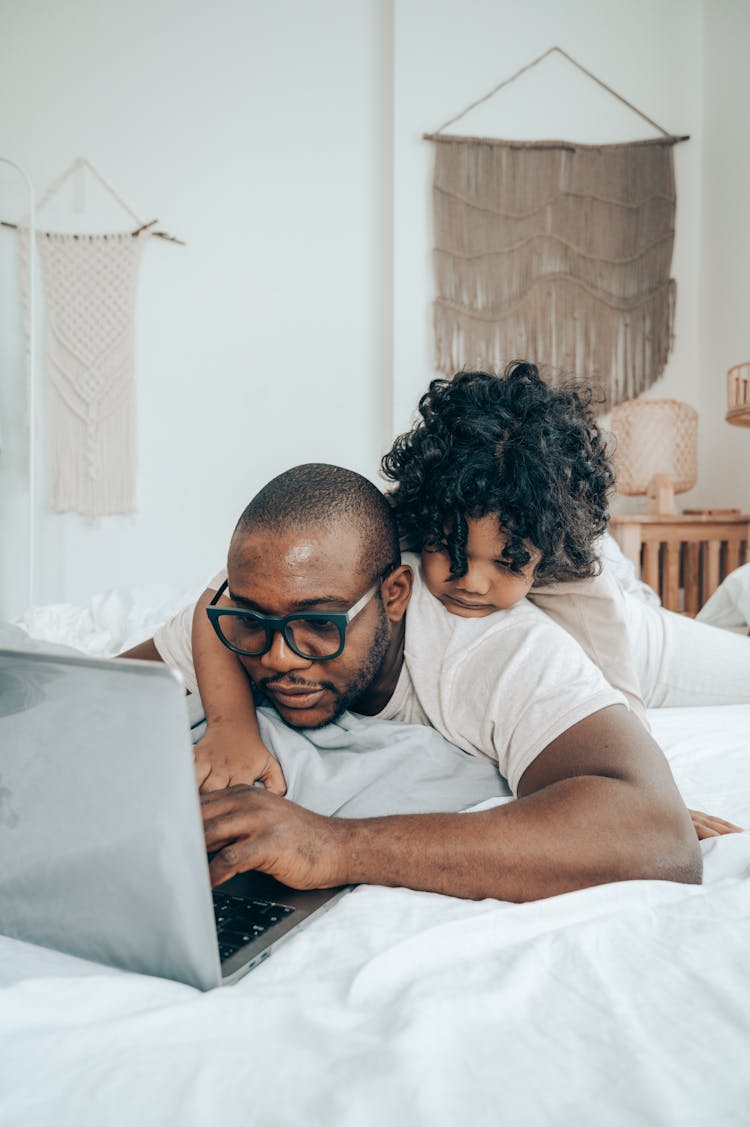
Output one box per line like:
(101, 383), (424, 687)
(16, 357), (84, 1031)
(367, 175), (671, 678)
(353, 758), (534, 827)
(206, 566), (397, 662)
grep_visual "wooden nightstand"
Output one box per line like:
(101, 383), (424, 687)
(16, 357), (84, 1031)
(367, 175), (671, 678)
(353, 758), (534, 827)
(610, 510), (750, 614)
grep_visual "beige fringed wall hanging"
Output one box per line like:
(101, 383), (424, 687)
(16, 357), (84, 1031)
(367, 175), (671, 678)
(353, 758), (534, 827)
(6, 158), (183, 521)
(423, 48), (689, 411)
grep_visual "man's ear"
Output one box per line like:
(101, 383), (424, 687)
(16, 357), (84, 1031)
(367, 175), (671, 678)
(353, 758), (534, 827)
(382, 564), (412, 622)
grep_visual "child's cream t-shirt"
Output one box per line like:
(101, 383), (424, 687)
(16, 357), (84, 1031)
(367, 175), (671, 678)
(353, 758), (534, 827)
(370, 554), (627, 795)
(529, 566), (654, 725)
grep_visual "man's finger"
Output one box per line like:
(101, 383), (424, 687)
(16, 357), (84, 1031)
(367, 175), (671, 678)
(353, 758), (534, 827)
(202, 815), (245, 853)
(202, 802), (262, 851)
(208, 842), (261, 887)
(200, 783), (257, 812)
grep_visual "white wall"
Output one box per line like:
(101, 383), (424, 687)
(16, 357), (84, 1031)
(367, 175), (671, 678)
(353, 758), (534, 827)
(392, 0), (705, 515)
(700, 0), (750, 510)
(0, 0), (394, 616)
(1, 0), (749, 617)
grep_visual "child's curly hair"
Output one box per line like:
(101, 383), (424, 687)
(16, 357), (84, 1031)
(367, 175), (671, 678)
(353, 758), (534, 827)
(380, 362), (615, 585)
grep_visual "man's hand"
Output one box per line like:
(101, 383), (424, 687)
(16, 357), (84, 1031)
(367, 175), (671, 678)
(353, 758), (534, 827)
(201, 785), (346, 889)
(689, 808), (744, 839)
(194, 723), (286, 795)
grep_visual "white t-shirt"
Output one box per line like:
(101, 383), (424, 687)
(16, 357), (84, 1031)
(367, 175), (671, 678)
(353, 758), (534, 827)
(153, 600), (200, 694)
(370, 554), (626, 794)
(152, 569), (227, 694)
(529, 564), (655, 723)
(153, 557), (626, 790)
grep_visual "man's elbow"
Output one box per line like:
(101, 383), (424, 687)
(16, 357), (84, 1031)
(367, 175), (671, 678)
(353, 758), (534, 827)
(640, 804), (703, 887)
(671, 837), (703, 885)
(655, 838), (702, 886)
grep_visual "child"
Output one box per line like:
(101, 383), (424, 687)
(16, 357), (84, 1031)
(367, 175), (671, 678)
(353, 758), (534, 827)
(382, 362), (644, 719)
(381, 363), (750, 721)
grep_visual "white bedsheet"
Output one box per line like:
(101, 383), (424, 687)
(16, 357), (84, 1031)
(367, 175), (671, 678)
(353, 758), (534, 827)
(1, 705), (748, 1127)
(2, 597), (750, 1126)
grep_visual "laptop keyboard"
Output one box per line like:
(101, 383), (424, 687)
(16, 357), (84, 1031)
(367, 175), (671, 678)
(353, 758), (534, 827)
(212, 891), (295, 961)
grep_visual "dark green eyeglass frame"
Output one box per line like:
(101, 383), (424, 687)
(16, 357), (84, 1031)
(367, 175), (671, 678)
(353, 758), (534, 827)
(205, 563), (398, 662)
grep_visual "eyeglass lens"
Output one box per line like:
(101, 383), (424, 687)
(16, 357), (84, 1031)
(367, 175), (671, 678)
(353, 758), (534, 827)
(222, 614), (342, 659)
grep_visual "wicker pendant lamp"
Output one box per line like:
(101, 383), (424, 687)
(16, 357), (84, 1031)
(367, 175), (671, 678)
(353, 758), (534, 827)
(609, 398), (698, 516)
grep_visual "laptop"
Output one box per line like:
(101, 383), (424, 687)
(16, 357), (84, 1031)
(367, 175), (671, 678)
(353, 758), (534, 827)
(0, 646), (350, 990)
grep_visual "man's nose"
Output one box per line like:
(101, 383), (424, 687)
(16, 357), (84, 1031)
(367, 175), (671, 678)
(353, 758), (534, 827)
(259, 629), (313, 674)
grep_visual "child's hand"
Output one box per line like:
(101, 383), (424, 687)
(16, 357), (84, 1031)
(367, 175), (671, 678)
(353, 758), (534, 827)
(688, 808), (743, 839)
(194, 722), (286, 795)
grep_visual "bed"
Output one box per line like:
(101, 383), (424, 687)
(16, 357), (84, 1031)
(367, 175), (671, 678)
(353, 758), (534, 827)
(1, 589), (749, 1127)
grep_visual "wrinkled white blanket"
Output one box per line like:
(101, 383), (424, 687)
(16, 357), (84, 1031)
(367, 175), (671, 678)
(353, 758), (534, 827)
(2, 595), (750, 1126)
(15, 583), (202, 657)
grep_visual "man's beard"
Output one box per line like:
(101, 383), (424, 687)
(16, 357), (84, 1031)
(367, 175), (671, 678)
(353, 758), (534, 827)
(253, 604), (392, 730)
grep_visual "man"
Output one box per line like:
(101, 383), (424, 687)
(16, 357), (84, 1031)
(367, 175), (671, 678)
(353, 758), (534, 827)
(138, 464), (701, 902)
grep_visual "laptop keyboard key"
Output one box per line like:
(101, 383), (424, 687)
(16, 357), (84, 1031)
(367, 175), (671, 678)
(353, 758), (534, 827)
(220, 929), (255, 947)
(212, 892), (297, 962)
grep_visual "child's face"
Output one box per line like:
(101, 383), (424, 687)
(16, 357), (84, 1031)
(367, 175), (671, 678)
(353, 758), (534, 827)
(421, 514), (541, 618)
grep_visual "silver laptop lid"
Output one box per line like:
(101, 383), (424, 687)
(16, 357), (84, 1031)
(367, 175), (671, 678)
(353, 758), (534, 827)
(0, 648), (222, 991)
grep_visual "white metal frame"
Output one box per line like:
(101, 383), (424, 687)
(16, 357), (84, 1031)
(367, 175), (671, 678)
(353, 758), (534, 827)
(1, 157), (36, 609)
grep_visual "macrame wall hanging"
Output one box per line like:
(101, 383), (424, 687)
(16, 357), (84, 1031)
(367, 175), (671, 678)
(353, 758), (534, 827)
(423, 47), (689, 411)
(3, 158), (183, 521)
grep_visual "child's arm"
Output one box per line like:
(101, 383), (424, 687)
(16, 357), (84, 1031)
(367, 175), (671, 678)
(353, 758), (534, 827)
(192, 585), (286, 795)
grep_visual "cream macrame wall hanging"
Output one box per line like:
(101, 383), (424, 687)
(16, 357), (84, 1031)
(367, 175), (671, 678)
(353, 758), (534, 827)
(423, 47), (689, 411)
(10, 158), (183, 521)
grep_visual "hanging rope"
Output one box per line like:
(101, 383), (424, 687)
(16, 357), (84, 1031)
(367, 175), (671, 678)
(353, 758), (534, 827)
(32, 156), (143, 224)
(3, 156), (184, 244)
(423, 46), (689, 143)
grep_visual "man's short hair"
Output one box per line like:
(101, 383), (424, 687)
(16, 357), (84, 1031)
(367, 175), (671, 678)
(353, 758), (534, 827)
(232, 463), (400, 580)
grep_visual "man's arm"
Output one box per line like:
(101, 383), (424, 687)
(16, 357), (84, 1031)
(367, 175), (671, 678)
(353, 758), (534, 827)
(118, 637), (164, 662)
(201, 704), (701, 901)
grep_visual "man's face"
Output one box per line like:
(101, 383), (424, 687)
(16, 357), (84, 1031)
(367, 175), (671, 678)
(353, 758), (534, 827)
(226, 524), (393, 729)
